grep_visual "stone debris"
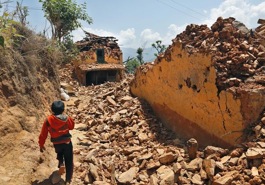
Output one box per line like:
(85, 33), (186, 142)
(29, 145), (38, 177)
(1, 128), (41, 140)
(50, 171), (62, 184)
(57, 17), (265, 184)
(116, 167), (139, 184)
(58, 64), (265, 184)
(156, 165), (175, 185)
(212, 171), (239, 185)
(245, 147), (265, 159)
(187, 138), (198, 159)
(75, 31), (122, 61)
(167, 17), (265, 92)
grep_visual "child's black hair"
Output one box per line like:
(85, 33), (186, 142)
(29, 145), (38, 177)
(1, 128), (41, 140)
(51, 100), (65, 115)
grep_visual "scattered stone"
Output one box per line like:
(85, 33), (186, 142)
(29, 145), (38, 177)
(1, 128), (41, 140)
(228, 157), (239, 166)
(261, 117), (265, 124)
(150, 174), (159, 185)
(230, 148), (243, 157)
(123, 146), (143, 155)
(257, 141), (265, 148)
(187, 138), (198, 160)
(116, 167), (139, 184)
(215, 162), (225, 171)
(186, 158), (203, 172)
(146, 160), (161, 170)
(57, 18), (265, 184)
(156, 165), (175, 185)
(212, 171), (239, 185)
(92, 181), (111, 185)
(106, 96), (117, 106)
(251, 166), (259, 176)
(191, 173), (204, 185)
(138, 132), (148, 142)
(89, 163), (100, 181)
(203, 159), (216, 179)
(159, 152), (177, 164)
(220, 156), (231, 164)
(245, 147), (265, 159)
(50, 171), (62, 184)
(204, 146), (229, 157)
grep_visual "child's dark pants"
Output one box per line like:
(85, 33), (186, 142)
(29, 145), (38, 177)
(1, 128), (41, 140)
(54, 141), (73, 182)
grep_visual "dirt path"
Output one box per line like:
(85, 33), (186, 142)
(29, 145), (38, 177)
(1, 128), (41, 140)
(30, 123), (88, 185)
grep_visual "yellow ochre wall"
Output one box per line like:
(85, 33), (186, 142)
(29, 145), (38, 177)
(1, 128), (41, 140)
(130, 42), (265, 148)
(73, 50), (123, 67)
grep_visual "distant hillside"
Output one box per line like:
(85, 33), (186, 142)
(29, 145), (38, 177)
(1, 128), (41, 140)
(121, 47), (157, 62)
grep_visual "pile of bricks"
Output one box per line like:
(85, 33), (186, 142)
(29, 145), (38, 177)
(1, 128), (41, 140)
(174, 17), (265, 92)
(58, 17), (265, 184)
(59, 64), (265, 185)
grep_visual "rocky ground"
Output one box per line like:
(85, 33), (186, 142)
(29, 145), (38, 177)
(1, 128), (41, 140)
(1, 17), (264, 185)
(31, 17), (265, 185)
(34, 63), (265, 185)
(176, 17), (265, 91)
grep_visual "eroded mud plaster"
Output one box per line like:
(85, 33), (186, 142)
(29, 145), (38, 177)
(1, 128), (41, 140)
(131, 41), (265, 148)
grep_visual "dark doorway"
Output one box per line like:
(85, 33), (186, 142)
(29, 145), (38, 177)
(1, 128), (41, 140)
(96, 49), (105, 63)
(86, 70), (118, 85)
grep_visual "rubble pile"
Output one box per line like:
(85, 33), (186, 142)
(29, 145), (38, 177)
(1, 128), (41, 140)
(75, 32), (122, 60)
(59, 65), (265, 185)
(172, 17), (265, 92)
(255, 19), (265, 43)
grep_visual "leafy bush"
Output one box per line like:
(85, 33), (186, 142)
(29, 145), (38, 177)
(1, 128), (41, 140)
(0, 12), (19, 48)
(60, 34), (79, 64)
(124, 57), (140, 74)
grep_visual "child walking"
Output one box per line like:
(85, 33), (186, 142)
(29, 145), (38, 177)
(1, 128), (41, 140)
(38, 100), (75, 184)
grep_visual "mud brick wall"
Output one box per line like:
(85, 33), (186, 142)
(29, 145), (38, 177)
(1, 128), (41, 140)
(130, 17), (265, 148)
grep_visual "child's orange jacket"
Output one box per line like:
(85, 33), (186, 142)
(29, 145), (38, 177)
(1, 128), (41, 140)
(38, 114), (75, 147)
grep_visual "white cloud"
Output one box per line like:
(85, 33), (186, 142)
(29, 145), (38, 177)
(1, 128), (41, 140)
(72, 26), (186, 49)
(140, 29), (161, 41)
(162, 24), (187, 46)
(118, 28), (136, 48)
(72, 0), (265, 49)
(203, 0), (265, 29)
(72, 28), (115, 42)
(160, 0), (265, 47)
(72, 29), (86, 42)
(72, 27), (137, 48)
(139, 29), (161, 48)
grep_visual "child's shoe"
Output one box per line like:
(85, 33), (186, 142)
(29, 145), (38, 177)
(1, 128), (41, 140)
(58, 164), (65, 175)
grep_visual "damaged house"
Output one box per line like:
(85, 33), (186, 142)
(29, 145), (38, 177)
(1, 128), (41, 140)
(130, 17), (265, 148)
(73, 32), (125, 85)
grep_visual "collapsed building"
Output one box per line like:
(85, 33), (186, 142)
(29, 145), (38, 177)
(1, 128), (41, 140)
(256, 19), (265, 45)
(130, 17), (265, 148)
(73, 32), (125, 86)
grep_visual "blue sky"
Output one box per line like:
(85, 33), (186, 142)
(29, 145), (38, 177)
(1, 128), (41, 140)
(3, 0), (265, 49)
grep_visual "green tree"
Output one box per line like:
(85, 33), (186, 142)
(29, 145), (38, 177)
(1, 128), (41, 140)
(60, 33), (79, 63)
(123, 57), (140, 74)
(136, 47), (144, 65)
(0, 1), (15, 47)
(0, 12), (19, 48)
(39, 0), (93, 42)
(152, 40), (166, 57)
(0, 1), (12, 9)
(15, 1), (29, 26)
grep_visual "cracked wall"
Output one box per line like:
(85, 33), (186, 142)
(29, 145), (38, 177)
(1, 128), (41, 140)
(130, 41), (265, 148)
(73, 32), (124, 86)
